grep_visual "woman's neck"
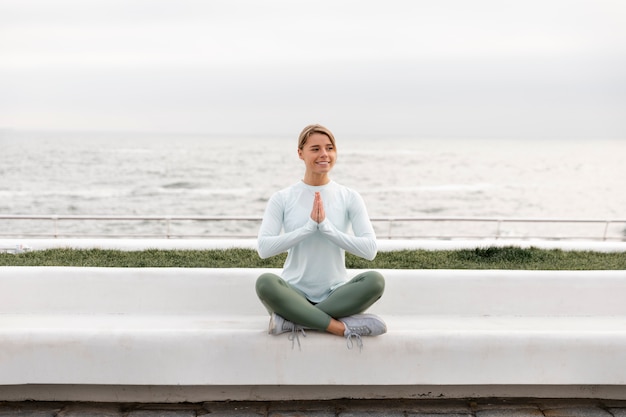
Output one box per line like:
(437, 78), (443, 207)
(302, 173), (330, 186)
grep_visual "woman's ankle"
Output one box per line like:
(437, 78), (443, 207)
(326, 318), (346, 336)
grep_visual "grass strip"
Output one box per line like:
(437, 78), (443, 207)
(0, 247), (624, 269)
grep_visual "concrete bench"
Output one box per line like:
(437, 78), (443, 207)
(1, 267), (626, 402)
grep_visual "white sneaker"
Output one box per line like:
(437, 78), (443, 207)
(339, 314), (387, 350)
(268, 313), (306, 350)
(268, 313), (294, 335)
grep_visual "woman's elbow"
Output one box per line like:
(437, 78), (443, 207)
(257, 238), (278, 259)
(257, 247), (271, 259)
(256, 241), (269, 259)
(364, 241), (377, 261)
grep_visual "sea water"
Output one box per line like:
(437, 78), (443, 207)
(1, 131), (624, 239)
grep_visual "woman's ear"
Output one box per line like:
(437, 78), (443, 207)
(297, 148), (303, 160)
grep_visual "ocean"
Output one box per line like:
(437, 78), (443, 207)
(1, 131), (624, 239)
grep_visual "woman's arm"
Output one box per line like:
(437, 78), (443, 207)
(256, 193), (317, 259)
(318, 192), (377, 260)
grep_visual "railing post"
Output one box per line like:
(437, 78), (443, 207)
(166, 217), (171, 239)
(603, 220), (610, 241)
(496, 219), (502, 240)
(52, 216), (58, 239)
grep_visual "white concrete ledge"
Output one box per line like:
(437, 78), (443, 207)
(2, 238), (626, 252)
(1, 267), (626, 401)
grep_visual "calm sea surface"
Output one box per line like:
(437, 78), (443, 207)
(1, 131), (624, 239)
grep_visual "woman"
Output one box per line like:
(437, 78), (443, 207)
(256, 124), (386, 349)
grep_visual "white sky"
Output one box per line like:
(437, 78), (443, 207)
(1, 0), (625, 138)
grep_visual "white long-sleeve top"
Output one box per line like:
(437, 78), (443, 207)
(257, 180), (377, 302)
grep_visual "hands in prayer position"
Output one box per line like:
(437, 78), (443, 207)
(310, 192), (326, 223)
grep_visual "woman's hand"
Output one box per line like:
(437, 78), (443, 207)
(310, 192), (326, 223)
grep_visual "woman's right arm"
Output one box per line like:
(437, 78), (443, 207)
(257, 193), (317, 259)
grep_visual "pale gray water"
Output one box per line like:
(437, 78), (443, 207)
(1, 131), (624, 238)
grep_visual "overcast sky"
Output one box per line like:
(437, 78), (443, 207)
(1, 0), (625, 138)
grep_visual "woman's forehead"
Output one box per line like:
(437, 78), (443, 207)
(306, 133), (333, 145)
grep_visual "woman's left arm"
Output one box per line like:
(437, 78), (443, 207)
(318, 192), (377, 260)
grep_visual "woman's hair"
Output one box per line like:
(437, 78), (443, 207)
(298, 124), (337, 150)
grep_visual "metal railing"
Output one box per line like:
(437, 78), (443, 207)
(371, 216), (626, 241)
(1, 214), (625, 241)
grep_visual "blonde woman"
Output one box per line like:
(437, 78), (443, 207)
(256, 124), (386, 349)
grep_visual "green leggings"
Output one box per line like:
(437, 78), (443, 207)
(255, 271), (385, 331)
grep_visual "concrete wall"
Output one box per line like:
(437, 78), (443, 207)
(1, 267), (625, 401)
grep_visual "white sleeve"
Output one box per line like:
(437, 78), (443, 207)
(256, 192), (317, 259)
(318, 191), (377, 260)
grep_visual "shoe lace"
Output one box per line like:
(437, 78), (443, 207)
(345, 329), (364, 351)
(287, 326), (307, 350)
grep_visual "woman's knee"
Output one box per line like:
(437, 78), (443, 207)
(363, 270), (385, 297)
(255, 272), (281, 298)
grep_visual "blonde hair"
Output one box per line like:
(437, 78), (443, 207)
(297, 124), (337, 150)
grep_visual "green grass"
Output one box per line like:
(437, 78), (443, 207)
(1, 247), (624, 269)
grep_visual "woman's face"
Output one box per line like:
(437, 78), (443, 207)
(298, 132), (336, 176)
